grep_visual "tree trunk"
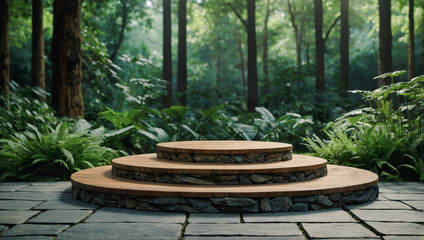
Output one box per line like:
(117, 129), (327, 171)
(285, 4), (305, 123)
(314, 0), (325, 92)
(378, 0), (392, 86)
(110, 0), (128, 61)
(216, 54), (221, 85)
(287, 0), (302, 68)
(0, 0), (10, 96)
(408, 0), (415, 80)
(262, 0), (270, 98)
(306, 40), (310, 66)
(247, 0), (258, 112)
(340, 0), (349, 97)
(162, 0), (172, 108)
(177, 0), (187, 106)
(236, 29), (246, 100)
(32, 0), (46, 101)
(422, 8), (424, 65)
(51, 0), (84, 118)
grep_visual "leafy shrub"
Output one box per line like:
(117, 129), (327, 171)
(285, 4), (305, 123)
(0, 82), (57, 139)
(0, 119), (125, 182)
(305, 72), (424, 181)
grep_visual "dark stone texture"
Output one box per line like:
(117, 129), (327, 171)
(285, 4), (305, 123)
(291, 203), (309, 211)
(211, 198), (258, 207)
(72, 185), (379, 213)
(317, 195), (333, 207)
(270, 197), (292, 212)
(149, 197), (188, 205)
(188, 198), (212, 210)
(112, 166), (328, 185)
(157, 151), (292, 163)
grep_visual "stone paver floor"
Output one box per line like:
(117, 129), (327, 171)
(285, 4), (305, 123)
(0, 181), (423, 239)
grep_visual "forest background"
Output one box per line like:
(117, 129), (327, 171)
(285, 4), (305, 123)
(0, 0), (423, 182)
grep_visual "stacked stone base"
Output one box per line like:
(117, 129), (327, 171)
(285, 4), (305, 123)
(72, 185), (378, 213)
(157, 151), (292, 163)
(111, 166), (328, 185)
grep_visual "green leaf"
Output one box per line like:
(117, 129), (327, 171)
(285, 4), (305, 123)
(162, 106), (189, 121)
(255, 107), (276, 122)
(139, 129), (159, 142)
(61, 148), (75, 165)
(201, 103), (226, 120)
(232, 123), (257, 140)
(182, 124), (200, 139)
(104, 126), (135, 138)
(373, 70), (407, 79)
(73, 119), (91, 132)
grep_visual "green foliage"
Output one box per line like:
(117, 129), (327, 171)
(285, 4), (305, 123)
(305, 72), (424, 181)
(98, 106), (159, 154)
(0, 82), (57, 139)
(230, 107), (314, 150)
(0, 120), (124, 182)
(81, 25), (122, 121)
(115, 54), (166, 111)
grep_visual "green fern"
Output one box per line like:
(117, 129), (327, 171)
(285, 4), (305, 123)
(0, 120), (124, 182)
(305, 72), (424, 181)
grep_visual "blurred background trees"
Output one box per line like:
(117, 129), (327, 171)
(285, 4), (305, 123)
(0, 0), (423, 181)
(2, 0), (422, 116)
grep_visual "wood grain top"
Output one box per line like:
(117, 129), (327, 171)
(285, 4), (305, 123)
(112, 153), (327, 174)
(71, 165), (378, 198)
(156, 141), (293, 154)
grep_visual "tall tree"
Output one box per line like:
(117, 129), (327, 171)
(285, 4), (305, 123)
(51, 0), (84, 118)
(340, 0), (349, 97)
(287, 0), (302, 68)
(408, 0), (415, 80)
(110, 0), (129, 61)
(314, 0), (340, 93)
(0, 0), (10, 96)
(378, 0), (392, 86)
(314, 0), (324, 92)
(262, 0), (270, 97)
(228, 0), (258, 112)
(247, 0), (258, 112)
(422, 7), (424, 66)
(177, 0), (187, 106)
(236, 24), (246, 100)
(32, 0), (46, 101)
(162, 0), (172, 108)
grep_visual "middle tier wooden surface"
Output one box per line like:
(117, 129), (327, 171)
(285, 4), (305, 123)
(112, 153), (327, 174)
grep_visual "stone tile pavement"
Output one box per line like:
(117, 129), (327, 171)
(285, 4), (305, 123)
(0, 181), (422, 239)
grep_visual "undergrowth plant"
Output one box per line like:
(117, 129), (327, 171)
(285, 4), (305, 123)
(0, 119), (125, 182)
(0, 81), (57, 139)
(305, 72), (424, 181)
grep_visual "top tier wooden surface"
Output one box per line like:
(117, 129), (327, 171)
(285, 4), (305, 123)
(156, 141), (293, 154)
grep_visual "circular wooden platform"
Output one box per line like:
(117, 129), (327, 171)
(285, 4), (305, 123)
(111, 153), (327, 185)
(71, 165), (378, 198)
(71, 141), (379, 212)
(112, 153), (326, 174)
(156, 141), (293, 154)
